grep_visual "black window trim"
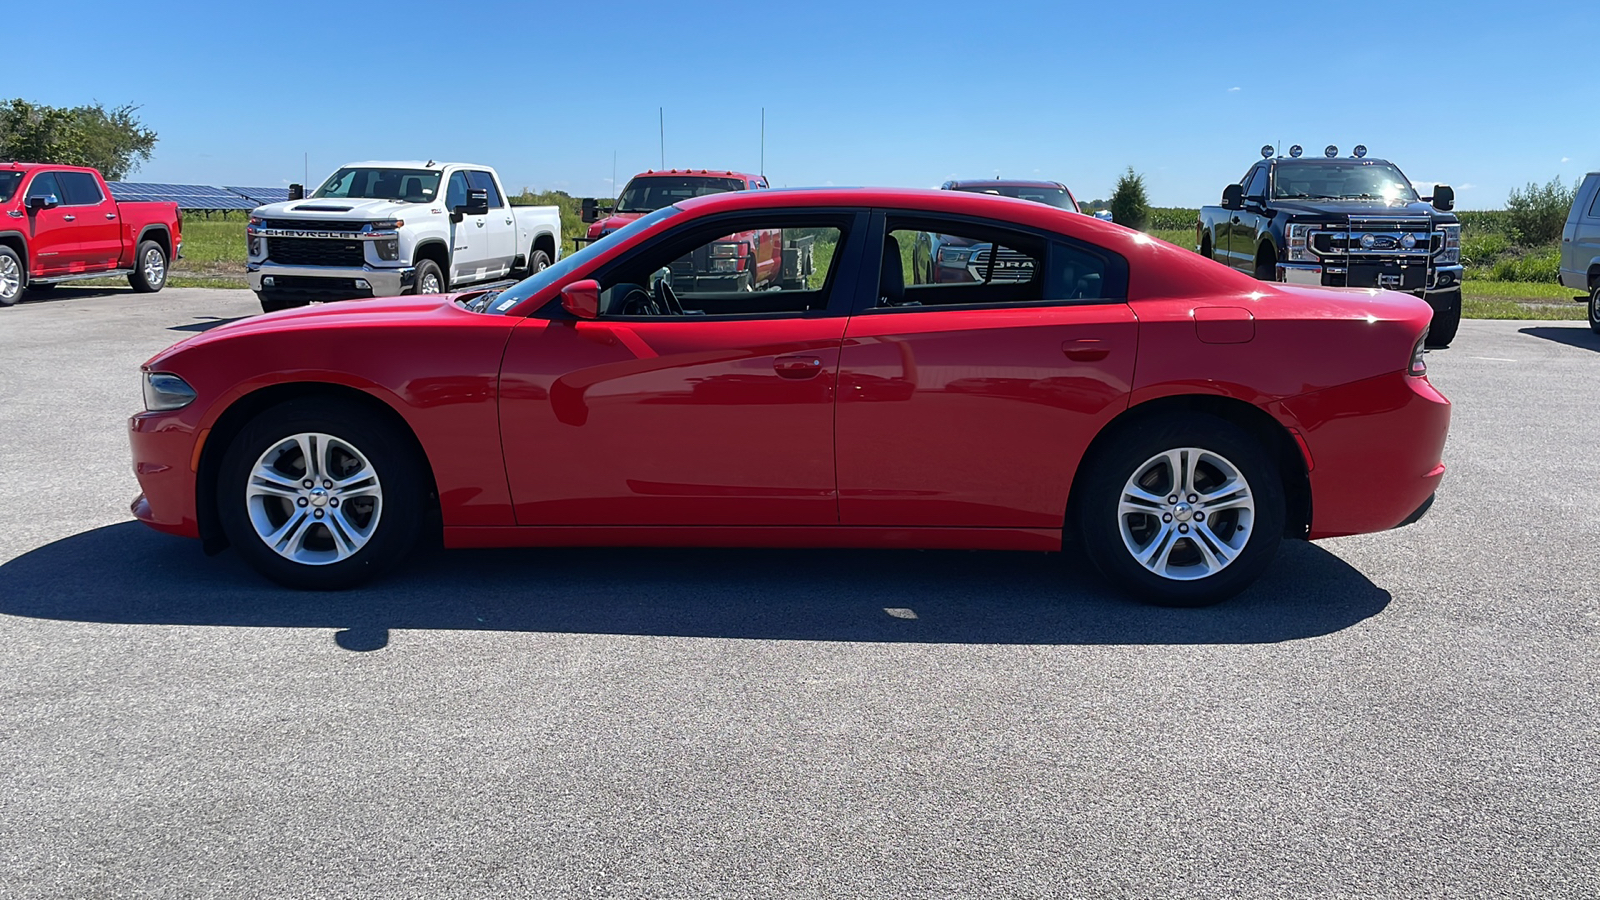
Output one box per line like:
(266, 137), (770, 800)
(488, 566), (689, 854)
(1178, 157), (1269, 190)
(851, 208), (1131, 316)
(536, 207), (872, 323)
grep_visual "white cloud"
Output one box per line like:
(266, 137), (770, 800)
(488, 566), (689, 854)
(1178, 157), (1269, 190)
(1561, 156), (1571, 163)
(1228, 86), (1241, 92)
(1459, 183), (1476, 190)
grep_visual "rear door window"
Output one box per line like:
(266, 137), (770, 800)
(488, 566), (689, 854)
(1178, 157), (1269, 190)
(57, 172), (105, 206)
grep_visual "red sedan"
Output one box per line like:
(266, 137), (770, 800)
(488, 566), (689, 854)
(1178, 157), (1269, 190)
(129, 188), (1450, 606)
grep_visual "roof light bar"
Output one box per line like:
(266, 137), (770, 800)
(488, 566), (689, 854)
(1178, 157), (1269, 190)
(1289, 145), (1303, 158)
(1353, 145), (1368, 159)
(1324, 145), (1339, 158)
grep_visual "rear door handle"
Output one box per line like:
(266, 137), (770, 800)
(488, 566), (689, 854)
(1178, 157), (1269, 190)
(504, 218), (513, 225)
(774, 356), (824, 379)
(1064, 339), (1110, 362)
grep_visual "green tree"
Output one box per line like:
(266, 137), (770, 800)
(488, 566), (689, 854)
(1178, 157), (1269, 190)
(1109, 167), (1149, 230)
(1505, 176), (1577, 245)
(0, 98), (157, 179)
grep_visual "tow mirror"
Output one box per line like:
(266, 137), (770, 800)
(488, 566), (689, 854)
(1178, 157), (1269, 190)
(464, 189), (490, 217)
(560, 279), (601, 319)
(288, 183), (304, 201)
(581, 197), (599, 223)
(25, 194), (58, 212)
(1221, 184), (1244, 211)
(1431, 184), (1455, 212)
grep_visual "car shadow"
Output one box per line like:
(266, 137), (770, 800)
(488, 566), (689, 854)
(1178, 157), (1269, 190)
(1519, 325), (1600, 352)
(169, 316), (249, 332)
(17, 284), (136, 304)
(0, 523), (1391, 651)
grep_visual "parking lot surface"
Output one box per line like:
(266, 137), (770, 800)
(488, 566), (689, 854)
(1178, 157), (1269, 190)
(2, 287), (1596, 898)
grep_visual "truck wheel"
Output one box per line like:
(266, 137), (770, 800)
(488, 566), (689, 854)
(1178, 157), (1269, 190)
(411, 259), (445, 295)
(257, 291), (302, 314)
(1425, 289), (1461, 348)
(1588, 286), (1600, 335)
(129, 241), (168, 293)
(0, 246), (25, 306)
(1199, 236), (1213, 259)
(1254, 254), (1276, 282)
(526, 249), (551, 276)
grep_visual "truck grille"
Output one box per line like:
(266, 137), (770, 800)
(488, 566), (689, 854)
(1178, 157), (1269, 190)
(262, 219), (367, 232)
(971, 247), (1036, 283)
(1312, 217), (1439, 258)
(267, 238), (366, 267)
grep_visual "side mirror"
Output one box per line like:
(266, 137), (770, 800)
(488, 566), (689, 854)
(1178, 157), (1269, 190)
(560, 279), (600, 319)
(1221, 184), (1244, 211)
(26, 194), (58, 212)
(288, 183), (304, 201)
(581, 198), (599, 223)
(1431, 184), (1455, 212)
(464, 188), (490, 216)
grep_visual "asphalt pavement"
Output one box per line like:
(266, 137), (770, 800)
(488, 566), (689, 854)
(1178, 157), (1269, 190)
(1, 286), (1596, 898)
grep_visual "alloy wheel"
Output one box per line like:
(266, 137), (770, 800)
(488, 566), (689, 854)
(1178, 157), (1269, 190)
(0, 255), (20, 302)
(143, 248), (165, 288)
(1117, 447), (1256, 581)
(245, 432), (383, 565)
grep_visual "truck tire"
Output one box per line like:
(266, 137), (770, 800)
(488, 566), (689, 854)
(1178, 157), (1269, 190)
(526, 249), (551, 276)
(129, 240), (168, 293)
(1425, 289), (1461, 349)
(257, 291), (302, 314)
(411, 259), (445, 295)
(0, 246), (25, 306)
(1200, 236), (1213, 259)
(1254, 252), (1276, 282)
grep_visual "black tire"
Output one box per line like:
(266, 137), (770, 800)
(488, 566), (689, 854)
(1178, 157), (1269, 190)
(217, 398), (428, 590)
(1253, 253), (1276, 282)
(128, 240), (168, 293)
(0, 245), (23, 307)
(257, 291), (303, 314)
(1076, 412), (1285, 607)
(1425, 289), (1461, 349)
(411, 259), (445, 295)
(1199, 236), (1213, 260)
(526, 248), (551, 276)
(1588, 286), (1600, 335)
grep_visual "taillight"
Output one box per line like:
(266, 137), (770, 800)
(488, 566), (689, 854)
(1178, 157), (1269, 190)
(1409, 330), (1428, 377)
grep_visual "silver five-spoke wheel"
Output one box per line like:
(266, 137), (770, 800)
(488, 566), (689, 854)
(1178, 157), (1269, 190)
(1117, 447), (1255, 581)
(143, 247), (166, 288)
(420, 271), (442, 293)
(0, 252), (21, 305)
(246, 432), (382, 565)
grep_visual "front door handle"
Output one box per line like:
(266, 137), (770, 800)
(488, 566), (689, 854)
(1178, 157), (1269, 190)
(1230, 216), (1241, 224)
(774, 356), (824, 379)
(505, 218), (513, 225)
(475, 219), (484, 228)
(105, 213), (116, 220)
(63, 214), (76, 222)
(1064, 339), (1110, 362)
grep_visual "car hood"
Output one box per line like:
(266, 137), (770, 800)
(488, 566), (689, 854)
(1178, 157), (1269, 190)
(252, 198), (437, 219)
(1270, 198), (1454, 222)
(146, 294), (473, 364)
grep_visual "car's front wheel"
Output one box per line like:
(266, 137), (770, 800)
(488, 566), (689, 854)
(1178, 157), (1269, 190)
(1076, 413), (1285, 606)
(218, 399), (427, 589)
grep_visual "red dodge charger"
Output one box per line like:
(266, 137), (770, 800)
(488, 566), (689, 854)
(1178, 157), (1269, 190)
(129, 188), (1450, 606)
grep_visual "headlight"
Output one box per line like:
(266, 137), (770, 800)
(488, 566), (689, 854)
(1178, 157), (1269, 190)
(248, 235), (261, 256)
(375, 239), (400, 261)
(1436, 224), (1461, 265)
(937, 246), (972, 267)
(1287, 224), (1316, 262)
(143, 372), (196, 411)
(367, 219), (404, 231)
(709, 242), (742, 259)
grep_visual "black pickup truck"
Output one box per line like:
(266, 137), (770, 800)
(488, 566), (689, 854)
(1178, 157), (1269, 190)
(1197, 146), (1463, 347)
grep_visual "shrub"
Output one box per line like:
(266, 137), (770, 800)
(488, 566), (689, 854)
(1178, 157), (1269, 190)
(1505, 176), (1577, 245)
(1461, 231), (1510, 268)
(1109, 168), (1150, 230)
(1488, 246), (1561, 282)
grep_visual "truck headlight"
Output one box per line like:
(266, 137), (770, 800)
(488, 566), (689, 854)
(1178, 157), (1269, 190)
(248, 236), (261, 256)
(709, 242), (742, 259)
(143, 372), (196, 411)
(1436, 224), (1461, 265)
(937, 247), (972, 267)
(1286, 224), (1316, 262)
(375, 239), (400, 261)
(367, 219), (404, 231)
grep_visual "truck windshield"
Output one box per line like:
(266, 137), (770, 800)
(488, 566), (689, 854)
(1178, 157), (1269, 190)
(953, 184), (1077, 209)
(467, 205), (685, 315)
(312, 167), (443, 203)
(615, 176), (746, 213)
(0, 172), (21, 203)
(1272, 162), (1419, 203)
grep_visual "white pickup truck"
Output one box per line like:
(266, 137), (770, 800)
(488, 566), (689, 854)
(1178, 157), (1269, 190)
(245, 160), (561, 312)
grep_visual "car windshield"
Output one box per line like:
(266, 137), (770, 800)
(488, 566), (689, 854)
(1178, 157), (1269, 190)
(0, 171), (21, 203)
(312, 167), (443, 203)
(1271, 162), (1419, 203)
(467, 205), (685, 315)
(615, 176), (746, 213)
(954, 184), (1077, 209)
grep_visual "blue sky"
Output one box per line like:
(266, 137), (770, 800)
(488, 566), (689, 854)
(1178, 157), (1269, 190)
(8, 0), (1592, 208)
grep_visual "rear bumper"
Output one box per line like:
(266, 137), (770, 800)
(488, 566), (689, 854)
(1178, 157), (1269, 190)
(1282, 370), (1451, 540)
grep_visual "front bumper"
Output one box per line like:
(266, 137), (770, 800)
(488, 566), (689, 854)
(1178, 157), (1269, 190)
(129, 411), (201, 539)
(247, 262), (414, 297)
(1279, 262), (1464, 295)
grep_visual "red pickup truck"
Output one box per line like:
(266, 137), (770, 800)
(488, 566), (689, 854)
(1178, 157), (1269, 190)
(0, 162), (182, 306)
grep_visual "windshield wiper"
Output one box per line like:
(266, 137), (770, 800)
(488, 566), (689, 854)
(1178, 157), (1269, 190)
(466, 290), (499, 313)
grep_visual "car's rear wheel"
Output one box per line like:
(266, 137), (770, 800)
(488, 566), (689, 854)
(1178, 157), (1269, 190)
(218, 399), (427, 590)
(526, 248), (551, 277)
(1426, 289), (1461, 348)
(1589, 286), (1599, 335)
(0, 246), (24, 307)
(128, 240), (168, 293)
(1076, 413), (1285, 607)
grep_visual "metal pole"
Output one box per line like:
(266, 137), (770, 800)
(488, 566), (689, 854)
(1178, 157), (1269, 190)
(761, 108), (765, 178)
(659, 108), (665, 170)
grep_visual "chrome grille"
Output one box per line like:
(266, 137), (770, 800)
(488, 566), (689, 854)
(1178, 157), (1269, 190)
(970, 247), (1036, 283)
(1312, 217), (1439, 258)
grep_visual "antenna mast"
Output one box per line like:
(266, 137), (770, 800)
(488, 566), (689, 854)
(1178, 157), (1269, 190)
(659, 108), (665, 169)
(761, 108), (765, 178)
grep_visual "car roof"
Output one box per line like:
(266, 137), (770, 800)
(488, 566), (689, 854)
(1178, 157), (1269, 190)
(0, 161), (100, 174)
(628, 169), (758, 181)
(944, 179), (1067, 190)
(339, 161), (479, 170)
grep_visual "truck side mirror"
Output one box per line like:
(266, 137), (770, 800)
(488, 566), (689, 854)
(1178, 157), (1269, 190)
(25, 194), (58, 212)
(560, 279), (601, 319)
(288, 183), (304, 201)
(1431, 184), (1454, 212)
(581, 198), (599, 223)
(464, 189), (490, 217)
(1221, 184), (1244, 211)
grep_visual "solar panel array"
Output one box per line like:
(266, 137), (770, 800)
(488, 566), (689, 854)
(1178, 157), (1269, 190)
(106, 182), (286, 210)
